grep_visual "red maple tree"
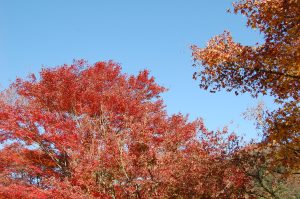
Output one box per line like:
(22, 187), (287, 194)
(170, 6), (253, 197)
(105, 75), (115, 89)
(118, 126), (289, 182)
(0, 60), (249, 198)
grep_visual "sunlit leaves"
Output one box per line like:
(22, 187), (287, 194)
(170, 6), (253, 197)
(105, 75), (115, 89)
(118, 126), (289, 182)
(0, 61), (248, 198)
(192, 0), (300, 174)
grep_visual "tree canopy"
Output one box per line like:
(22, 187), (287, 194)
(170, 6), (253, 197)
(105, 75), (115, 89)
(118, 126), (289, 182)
(192, 0), (299, 171)
(0, 61), (251, 198)
(1, 0), (299, 198)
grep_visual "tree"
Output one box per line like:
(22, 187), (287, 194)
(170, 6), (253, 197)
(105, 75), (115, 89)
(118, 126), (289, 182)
(232, 144), (300, 199)
(0, 60), (249, 198)
(191, 0), (299, 171)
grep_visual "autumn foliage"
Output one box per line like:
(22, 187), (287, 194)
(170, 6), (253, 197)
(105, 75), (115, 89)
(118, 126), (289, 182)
(1, 0), (299, 198)
(192, 0), (299, 171)
(0, 61), (251, 198)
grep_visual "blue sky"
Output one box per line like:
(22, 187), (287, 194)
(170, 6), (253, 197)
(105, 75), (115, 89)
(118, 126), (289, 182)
(0, 0), (274, 139)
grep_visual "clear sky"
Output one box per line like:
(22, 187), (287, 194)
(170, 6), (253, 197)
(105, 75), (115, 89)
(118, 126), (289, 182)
(0, 0), (275, 139)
